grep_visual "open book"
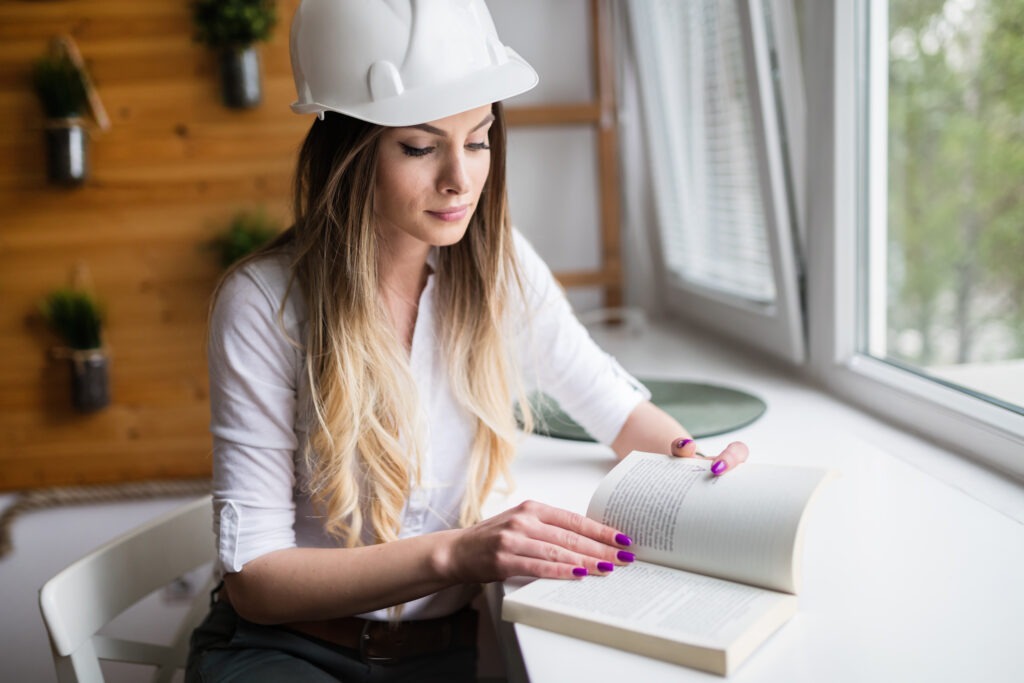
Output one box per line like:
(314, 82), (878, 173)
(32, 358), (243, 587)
(501, 451), (836, 676)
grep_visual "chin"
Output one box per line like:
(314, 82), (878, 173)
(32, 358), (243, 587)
(425, 222), (472, 248)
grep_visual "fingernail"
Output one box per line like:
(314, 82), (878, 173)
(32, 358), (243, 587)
(572, 567), (588, 577)
(675, 438), (693, 449)
(616, 550), (635, 563)
(712, 460), (727, 475)
(597, 561), (615, 572)
(614, 532), (632, 546)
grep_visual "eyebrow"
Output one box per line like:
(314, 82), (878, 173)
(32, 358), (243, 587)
(410, 113), (495, 137)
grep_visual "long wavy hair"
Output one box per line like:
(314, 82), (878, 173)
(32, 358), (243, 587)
(233, 103), (531, 548)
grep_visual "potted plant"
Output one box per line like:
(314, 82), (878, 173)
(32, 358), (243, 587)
(192, 0), (278, 109)
(32, 47), (90, 186)
(212, 208), (280, 267)
(40, 288), (110, 412)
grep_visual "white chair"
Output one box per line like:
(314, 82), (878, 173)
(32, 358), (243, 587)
(38, 496), (217, 683)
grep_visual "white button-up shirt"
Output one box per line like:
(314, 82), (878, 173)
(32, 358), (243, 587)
(207, 230), (649, 619)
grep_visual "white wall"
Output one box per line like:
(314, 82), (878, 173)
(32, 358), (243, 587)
(491, 0), (618, 314)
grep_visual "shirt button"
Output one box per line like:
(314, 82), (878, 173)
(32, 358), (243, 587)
(409, 488), (429, 509)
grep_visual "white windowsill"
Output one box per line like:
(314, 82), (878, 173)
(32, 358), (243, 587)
(585, 316), (1024, 525)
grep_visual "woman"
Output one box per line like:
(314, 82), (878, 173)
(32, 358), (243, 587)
(187, 2), (748, 681)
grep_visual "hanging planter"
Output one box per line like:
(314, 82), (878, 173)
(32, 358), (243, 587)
(32, 47), (89, 186)
(43, 117), (88, 186)
(31, 36), (109, 188)
(219, 45), (263, 109)
(192, 0), (278, 110)
(40, 288), (111, 413)
(66, 348), (111, 413)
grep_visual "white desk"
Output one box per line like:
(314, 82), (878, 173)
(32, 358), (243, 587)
(483, 323), (1024, 682)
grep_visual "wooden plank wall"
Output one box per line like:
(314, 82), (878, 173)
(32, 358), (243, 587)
(0, 0), (306, 490)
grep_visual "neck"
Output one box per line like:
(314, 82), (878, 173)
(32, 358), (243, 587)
(378, 235), (432, 301)
(377, 239), (430, 353)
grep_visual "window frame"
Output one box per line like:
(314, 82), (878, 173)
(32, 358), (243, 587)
(802, 0), (1024, 481)
(653, 0), (807, 366)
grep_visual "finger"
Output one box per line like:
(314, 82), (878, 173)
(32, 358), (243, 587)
(531, 520), (636, 568)
(512, 535), (627, 574)
(533, 524), (623, 563)
(519, 502), (635, 569)
(487, 521), (617, 577)
(710, 440), (749, 476)
(529, 501), (633, 550)
(504, 556), (593, 580)
(670, 436), (698, 458)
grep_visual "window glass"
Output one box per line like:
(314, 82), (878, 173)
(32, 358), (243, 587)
(870, 0), (1024, 412)
(629, 1), (777, 304)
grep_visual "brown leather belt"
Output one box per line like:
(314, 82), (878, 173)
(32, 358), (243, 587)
(285, 607), (479, 663)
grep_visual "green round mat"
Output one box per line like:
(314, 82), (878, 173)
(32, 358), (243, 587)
(526, 379), (766, 442)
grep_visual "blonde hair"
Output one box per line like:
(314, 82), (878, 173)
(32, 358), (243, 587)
(230, 104), (531, 548)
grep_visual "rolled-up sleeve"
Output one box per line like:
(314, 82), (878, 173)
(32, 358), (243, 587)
(512, 231), (650, 445)
(207, 262), (303, 573)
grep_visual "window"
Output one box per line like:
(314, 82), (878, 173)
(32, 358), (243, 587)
(804, 0), (1024, 478)
(621, 0), (805, 364)
(870, 0), (1024, 414)
(625, 0), (1023, 476)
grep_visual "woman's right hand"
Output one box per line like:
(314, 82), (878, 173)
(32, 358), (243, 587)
(438, 500), (634, 583)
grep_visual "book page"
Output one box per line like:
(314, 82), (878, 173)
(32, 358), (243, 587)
(503, 561), (796, 651)
(586, 452), (834, 593)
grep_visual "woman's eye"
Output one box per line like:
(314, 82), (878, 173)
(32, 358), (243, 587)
(400, 143), (434, 157)
(467, 141), (491, 152)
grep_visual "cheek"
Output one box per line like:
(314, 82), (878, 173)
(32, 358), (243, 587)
(471, 156), (492, 194)
(375, 160), (402, 197)
(376, 163), (425, 211)
(373, 164), (392, 207)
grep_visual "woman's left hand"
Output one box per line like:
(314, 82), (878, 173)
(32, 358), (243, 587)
(670, 438), (748, 476)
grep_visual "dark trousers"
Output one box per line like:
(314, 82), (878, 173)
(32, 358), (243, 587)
(186, 601), (478, 683)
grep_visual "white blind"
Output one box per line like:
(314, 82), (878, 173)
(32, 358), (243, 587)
(627, 1), (776, 303)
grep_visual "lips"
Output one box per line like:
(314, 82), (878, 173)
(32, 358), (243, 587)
(426, 205), (470, 222)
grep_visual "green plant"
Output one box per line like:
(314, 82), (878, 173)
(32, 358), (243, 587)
(191, 0), (278, 49)
(40, 289), (104, 350)
(32, 50), (88, 119)
(214, 209), (280, 267)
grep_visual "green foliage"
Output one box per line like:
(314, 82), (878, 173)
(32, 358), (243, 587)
(983, 1), (1024, 112)
(40, 289), (104, 351)
(886, 0), (1024, 366)
(191, 0), (278, 49)
(214, 210), (280, 268)
(32, 50), (88, 119)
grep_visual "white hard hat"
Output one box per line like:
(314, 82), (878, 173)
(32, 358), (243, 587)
(289, 0), (539, 126)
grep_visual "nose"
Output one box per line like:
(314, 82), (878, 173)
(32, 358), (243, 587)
(438, 149), (470, 196)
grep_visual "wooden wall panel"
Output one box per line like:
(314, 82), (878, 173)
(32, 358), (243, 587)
(0, 0), (305, 490)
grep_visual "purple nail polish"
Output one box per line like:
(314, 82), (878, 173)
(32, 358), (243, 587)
(597, 561), (614, 572)
(572, 567), (588, 577)
(675, 438), (693, 449)
(712, 460), (727, 475)
(616, 550), (635, 563)
(614, 532), (632, 547)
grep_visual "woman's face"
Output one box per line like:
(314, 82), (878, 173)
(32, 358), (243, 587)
(374, 104), (494, 252)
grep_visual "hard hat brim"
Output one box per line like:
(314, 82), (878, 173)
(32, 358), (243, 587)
(291, 49), (539, 127)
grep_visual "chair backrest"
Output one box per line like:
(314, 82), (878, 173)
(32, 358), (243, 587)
(39, 496), (216, 683)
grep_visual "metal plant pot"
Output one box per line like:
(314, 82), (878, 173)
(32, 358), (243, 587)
(70, 349), (110, 412)
(219, 46), (262, 109)
(45, 118), (88, 186)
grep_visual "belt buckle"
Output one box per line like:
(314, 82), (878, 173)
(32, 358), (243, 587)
(359, 620), (398, 664)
